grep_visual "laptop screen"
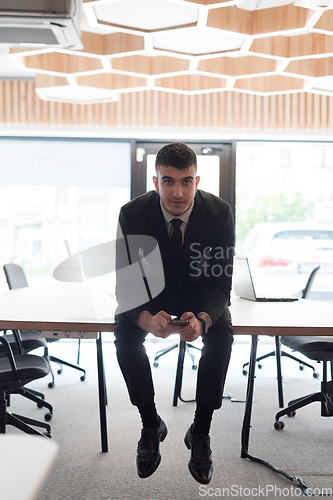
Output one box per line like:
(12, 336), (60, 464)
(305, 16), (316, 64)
(232, 256), (256, 300)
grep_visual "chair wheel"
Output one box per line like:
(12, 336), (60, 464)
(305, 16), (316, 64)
(45, 413), (52, 421)
(192, 365), (197, 370)
(44, 432), (52, 438)
(80, 375), (86, 382)
(57, 369), (63, 375)
(242, 370), (248, 376)
(287, 410), (296, 417)
(274, 421), (285, 430)
(299, 364), (304, 371)
(153, 362), (159, 368)
(48, 382), (55, 389)
(313, 372), (319, 379)
(257, 364), (262, 369)
(37, 402), (44, 408)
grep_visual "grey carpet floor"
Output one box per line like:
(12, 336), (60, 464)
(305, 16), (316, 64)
(6, 336), (333, 500)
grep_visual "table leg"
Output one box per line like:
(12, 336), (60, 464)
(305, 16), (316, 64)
(173, 340), (186, 407)
(240, 335), (309, 494)
(275, 336), (284, 408)
(241, 335), (258, 457)
(96, 333), (108, 453)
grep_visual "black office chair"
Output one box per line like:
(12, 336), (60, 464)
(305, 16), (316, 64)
(274, 336), (333, 429)
(3, 263), (86, 386)
(272, 264), (333, 428)
(0, 328), (53, 421)
(242, 266), (321, 407)
(0, 336), (51, 436)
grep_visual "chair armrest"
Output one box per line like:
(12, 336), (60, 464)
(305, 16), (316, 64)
(11, 330), (24, 355)
(0, 337), (21, 384)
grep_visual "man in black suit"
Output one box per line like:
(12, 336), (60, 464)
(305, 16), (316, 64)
(114, 143), (234, 484)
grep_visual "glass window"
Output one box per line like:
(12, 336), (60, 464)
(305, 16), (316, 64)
(0, 139), (131, 289)
(236, 142), (333, 300)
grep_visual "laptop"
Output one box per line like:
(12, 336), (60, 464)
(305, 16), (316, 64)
(232, 256), (299, 302)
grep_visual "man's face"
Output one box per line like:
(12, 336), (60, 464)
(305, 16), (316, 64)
(153, 165), (200, 216)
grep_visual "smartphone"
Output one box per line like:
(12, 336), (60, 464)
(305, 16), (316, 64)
(168, 319), (190, 326)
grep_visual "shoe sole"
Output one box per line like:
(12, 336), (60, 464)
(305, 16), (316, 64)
(137, 425), (168, 479)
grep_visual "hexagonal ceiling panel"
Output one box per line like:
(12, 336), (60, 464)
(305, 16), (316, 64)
(155, 74), (227, 92)
(234, 74), (305, 93)
(111, 55), (190, 75)
(20, 52), (103, 75)
(250, 33), (333, 58)
(198, 55), (276, 76)
(286, 57), (333, 78)
(79, 31), (144, 56)
(77, 73), (147, 91)
(207, 5), (315, 36)
(93, 0), (199, 32)
(153, 29), (245, 56)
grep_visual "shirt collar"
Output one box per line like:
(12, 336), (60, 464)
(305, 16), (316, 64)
(160, 199), (194, 224)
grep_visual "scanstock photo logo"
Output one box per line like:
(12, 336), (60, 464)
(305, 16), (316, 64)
(53, 234), (165, 318)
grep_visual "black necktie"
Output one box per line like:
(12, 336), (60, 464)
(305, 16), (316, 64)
(170, 218), (183, 262)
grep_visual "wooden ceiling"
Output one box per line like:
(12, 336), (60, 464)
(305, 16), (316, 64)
(7, 0), (333, 106)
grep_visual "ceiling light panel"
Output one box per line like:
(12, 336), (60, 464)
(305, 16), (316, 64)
(93, 0), (199, 32)
(311, 75), (333, 91)
(153, 29), (245, 55)
(36, 84), (118, 103)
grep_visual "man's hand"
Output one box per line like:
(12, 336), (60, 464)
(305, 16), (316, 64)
(177, 312), (207, 342)
(138, 311), (184, 339)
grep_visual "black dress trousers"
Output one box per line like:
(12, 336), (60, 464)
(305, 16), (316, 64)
(114, 292), (233, 410)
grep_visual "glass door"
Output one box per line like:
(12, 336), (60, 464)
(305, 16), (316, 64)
(132, 141), (235, 216)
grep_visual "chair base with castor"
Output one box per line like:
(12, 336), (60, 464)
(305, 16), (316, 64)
(0, 391), (51, 437)
(274, 361), (333, 430)
(242, 346), (318, 378)
(242, 336), (319, 408)
(7, 387), (53, 421)
(49, 354), (86, 382)
(153, 341), (200, 370)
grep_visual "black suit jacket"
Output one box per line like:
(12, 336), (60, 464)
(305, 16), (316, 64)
(116, 190), (234, 327)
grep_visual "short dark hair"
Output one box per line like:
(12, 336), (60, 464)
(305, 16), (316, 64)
(155, 143), (197, 172)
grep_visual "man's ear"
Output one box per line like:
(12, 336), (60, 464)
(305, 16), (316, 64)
(195, 175), (200, 191)
(153, 176), (159, 193)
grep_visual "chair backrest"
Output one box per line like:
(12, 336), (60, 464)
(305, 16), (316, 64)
(3, 263), (28, 290)
(301, 266), (321, 299)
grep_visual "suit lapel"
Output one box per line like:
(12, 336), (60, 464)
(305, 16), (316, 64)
(183, 195), (206, 250)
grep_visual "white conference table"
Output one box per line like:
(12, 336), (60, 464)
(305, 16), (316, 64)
(0, 284), (332, 486)
(0, 435), (58, 500)
(0, 282), (114, 453)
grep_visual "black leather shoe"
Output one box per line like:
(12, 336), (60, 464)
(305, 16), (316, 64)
(184, 426), (213, 484)
(136, 418), (168, 478)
